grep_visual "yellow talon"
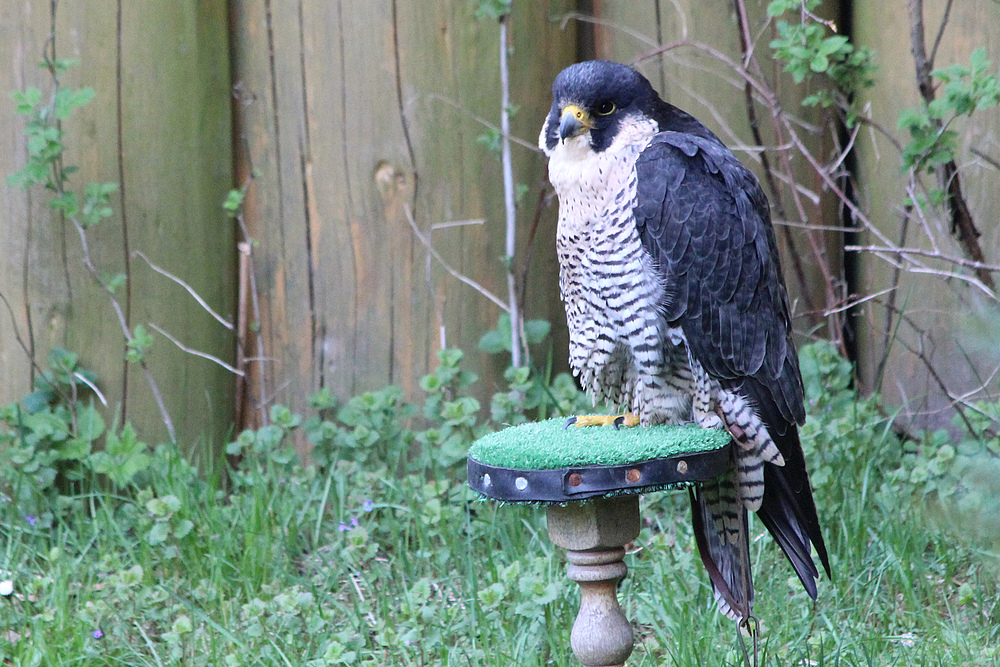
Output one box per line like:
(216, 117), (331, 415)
(564, 413), (640, 429)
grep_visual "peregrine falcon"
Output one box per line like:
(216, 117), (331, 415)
(539, 60), (830, 622)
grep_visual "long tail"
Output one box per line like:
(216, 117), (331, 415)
(730, 376), (831, 601)
(689, 466), (753, 622)
(756, 426), (831, 598)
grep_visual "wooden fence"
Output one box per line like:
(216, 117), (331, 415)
(853, 1), (1000, 427)
(2, 1), (998, 453)
(228, 0), (576, 433)
(1, 3), (235, 449)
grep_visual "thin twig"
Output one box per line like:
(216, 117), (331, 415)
(732, 0), (817, 321)
(879, 302), (980, 434)
(147, 323), (245, 376)
(430, 218), (486, 231)
(73, 372), (109, 407)
(0, 290), (75, 406)
(823, 287), (898, 316)
(403, 205), (510, 313)
(844, 246), (1000, 273)
(138, 362), (175, 442)
(875, 205), (913, 391)
(499, 12), (522, 367)
(970, 147), (1000, 172)
(928, 0), (955, 71)
(517, 184), (552, 312)
(425, 94), (540, 153)
(133, 251), (234, 330)
(557, 11), (659, 48)
(233, 188), (270, 426)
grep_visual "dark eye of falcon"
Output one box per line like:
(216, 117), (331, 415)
(596, 101), (616, 116)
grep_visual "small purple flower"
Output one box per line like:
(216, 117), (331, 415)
(25, 515), (35, 527)
(93, 629), (104, 639)
(362, 500), (374, 513)
(338, 516), (360, 532)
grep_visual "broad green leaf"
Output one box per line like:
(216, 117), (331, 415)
(55, 438), (90, 461)
(147, 522), (170, 545)
(524, 319), (551, 344)
(76, 405), (105, 442)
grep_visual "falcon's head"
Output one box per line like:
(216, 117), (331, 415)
(539, 61), (661, 156)
(539, 61), (715, 158)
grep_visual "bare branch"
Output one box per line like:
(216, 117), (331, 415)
(147, 323), (245, 376)
(844, 245), (1000, 274)
(430, 218), (486, 231)
(928, 0), (956, 71)
(425, 94), (540, 153)
(908, 0), (935, 103)
(73, 372), (108, 407)
(906, 0), (993, 289)
(403, 204), (510, 313)
(133, 251), (235, 330)
(879, 302), (984, 434)
(499, 14), (523, 367)
(0, 289), (71, 405)
(970, 147), (1000, 172)
(557, 11), (659, 48)
(823, 287), (898, 317)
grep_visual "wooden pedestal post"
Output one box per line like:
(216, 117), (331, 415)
(546, 495), (641, 667)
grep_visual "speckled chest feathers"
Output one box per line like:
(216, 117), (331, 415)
(543, 131), (692, 426)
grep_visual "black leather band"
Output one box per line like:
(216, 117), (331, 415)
(468, 447), (730, 503)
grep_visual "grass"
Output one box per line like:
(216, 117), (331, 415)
(2, 343), (999, 666)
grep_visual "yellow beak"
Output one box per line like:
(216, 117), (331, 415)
(559, 104), (593, 140)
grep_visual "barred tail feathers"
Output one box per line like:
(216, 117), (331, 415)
(689, 471), (753, 622)
(716, 391), (786, 511)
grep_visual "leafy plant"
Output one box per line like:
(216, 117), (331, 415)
(768, 0), (875, 122)
(5, 335), (1000, 665)
(478, 312), (550, 358)
(7, 58), (180, 438)
(472, 0), (511, 21)
(87, 422), (152, 487)
(7, 64), (117, 226)
(0, 350), (153, 515)
(890, 379), (1000, 554)
(898, 48), (1000, 175)
(143, 493), (195, 546)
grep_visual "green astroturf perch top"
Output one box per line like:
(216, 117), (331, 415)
(467, 418), (732, 503)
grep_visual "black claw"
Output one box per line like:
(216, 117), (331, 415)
(613, 416), (625, 430)
(563, 416), (578, 430)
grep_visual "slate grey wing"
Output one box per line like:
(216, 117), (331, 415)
(633, 131), (831, 603)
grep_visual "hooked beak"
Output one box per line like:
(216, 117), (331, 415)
(559, 104), (592, 141)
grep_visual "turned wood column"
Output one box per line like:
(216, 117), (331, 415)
(546, 495), (641, 667)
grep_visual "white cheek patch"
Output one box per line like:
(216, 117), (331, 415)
(607, 115), (659, 151)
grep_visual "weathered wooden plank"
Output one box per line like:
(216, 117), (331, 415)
(1, 4), (55, 399)
(231, 0), (316, 426)
(231, 0), (576, 444)
(1, 2), (235, 451)
(853, 0), (1000, 428)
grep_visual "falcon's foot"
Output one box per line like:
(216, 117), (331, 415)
(563, 413), (640, 430)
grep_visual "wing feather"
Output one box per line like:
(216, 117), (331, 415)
(633, 130), (830, 597)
